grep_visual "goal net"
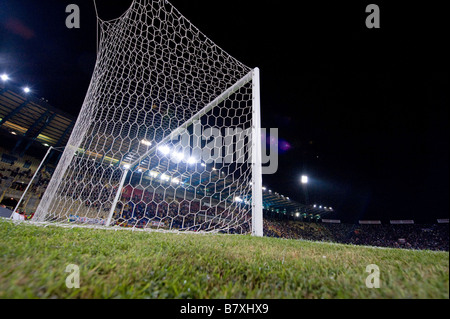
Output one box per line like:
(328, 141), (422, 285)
(33, 0), (263, 236)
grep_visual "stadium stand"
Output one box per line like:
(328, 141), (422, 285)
(0, 146), (53, 215)
(0, 83), (75, 154)
(0, 82), (75, 216)
(263, 217), (449, 251)
(1, 81), (448, 251)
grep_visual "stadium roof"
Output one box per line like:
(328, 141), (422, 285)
(262, 190), (331, 216)
(0, 83), (76, 155)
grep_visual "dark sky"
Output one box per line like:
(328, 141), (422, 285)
(0, 1), (448, 222)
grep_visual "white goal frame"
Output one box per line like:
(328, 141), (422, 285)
(102, 69), (264, 236)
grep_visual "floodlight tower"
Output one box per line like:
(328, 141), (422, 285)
(301, 175), (309, 206)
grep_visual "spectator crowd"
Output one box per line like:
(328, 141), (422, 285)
(264, 218), (449, 251)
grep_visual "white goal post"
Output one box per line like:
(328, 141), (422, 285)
(33, 0), (263, 236)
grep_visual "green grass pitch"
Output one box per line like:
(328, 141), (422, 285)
(0, 219), (448, 299)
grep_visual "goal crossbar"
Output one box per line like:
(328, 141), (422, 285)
(128, 69), (254, 169)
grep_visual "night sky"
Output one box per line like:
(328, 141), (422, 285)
(1, 1), (448, 222)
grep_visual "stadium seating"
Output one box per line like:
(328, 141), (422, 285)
(263, 217), (449, 251)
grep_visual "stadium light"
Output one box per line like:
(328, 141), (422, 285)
(1, 74), (9, 82)
(149, 171), (158, 178)
(158, 145), (171, 155)
(187, 157), (197, 165)
(23, 87), (31, 93)
(140, 139), (152, 146)
(172, 152), (184, 161)
(160, 174), (170, 181)
(301, 175), (310, 205)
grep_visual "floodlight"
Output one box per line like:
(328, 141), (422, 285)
(301, 175), (309, 184)
(158, 145), (171, 155)
(172, 152), (184, 161)
(149, 171), (158, 178)
(160, 174), (170, 181)
(187, 157), (197, 164)
(140, 139), (152, 146)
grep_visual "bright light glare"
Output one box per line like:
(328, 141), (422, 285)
(141, 139), (152, 146)
(149, 171), (158, 178)
(158, 145), (171, 155)
(23, 87), (31, 93)
(301, 175), (309, 184)
(123, 164), (131, 170)
(160, 174), (170, 181)
(187, 157), (197, 164)
(172, 152), (184, 161)
(1, 74), (9, 81)
(234, 196), (243, 203)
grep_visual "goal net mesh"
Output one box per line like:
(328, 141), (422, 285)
(33, 0), (260, 234)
